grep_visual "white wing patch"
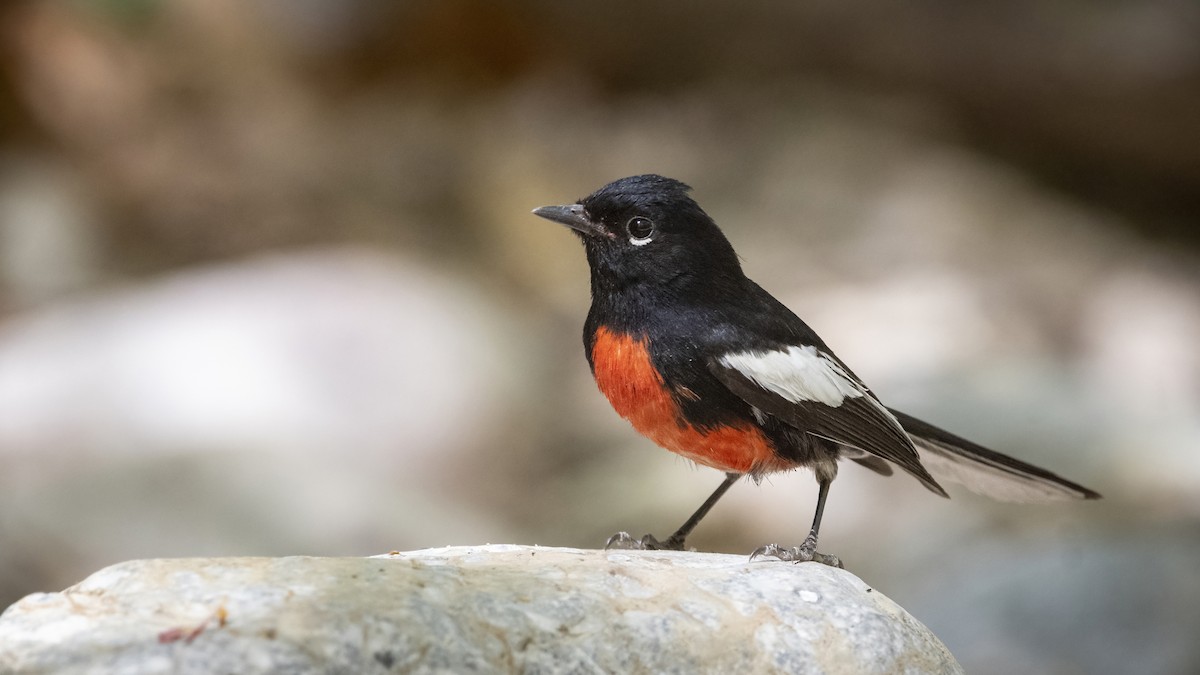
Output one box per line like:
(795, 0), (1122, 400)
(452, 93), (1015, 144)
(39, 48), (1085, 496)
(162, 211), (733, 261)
(719, 345), (866, 407)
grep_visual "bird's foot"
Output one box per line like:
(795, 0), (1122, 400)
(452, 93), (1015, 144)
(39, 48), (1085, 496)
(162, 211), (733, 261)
(749, 534), (843, 568)
(604, 531), (687, 551)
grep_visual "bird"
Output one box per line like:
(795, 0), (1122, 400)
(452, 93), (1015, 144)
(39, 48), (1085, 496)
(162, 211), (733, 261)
(533, 174), (1100, 567)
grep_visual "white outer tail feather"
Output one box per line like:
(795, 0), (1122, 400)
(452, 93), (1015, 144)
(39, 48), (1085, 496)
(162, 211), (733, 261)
(912, 436), (1091, 503)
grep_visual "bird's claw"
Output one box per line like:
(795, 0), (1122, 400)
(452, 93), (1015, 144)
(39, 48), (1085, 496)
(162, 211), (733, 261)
(749, 535), (844, 568)
(604, 531), (686, 551)
(604, 531), (642, 549)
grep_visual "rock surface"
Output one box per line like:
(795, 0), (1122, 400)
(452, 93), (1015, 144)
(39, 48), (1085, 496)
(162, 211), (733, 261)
(0, 545), (962, 674)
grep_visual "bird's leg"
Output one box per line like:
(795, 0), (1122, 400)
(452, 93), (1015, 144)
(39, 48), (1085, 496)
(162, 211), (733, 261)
(606, 472), (740, 551)
(751, 476), (844, 568)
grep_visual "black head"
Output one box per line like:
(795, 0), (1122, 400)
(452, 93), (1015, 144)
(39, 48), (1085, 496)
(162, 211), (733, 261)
(532, 175), (744, 296)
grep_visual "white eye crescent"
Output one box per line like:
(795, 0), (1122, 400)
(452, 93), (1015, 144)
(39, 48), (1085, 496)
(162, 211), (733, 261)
(626, 216), (655, 246)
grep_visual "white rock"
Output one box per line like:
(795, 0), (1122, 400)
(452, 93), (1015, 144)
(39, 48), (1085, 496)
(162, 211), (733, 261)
(0, 545), (961, 674)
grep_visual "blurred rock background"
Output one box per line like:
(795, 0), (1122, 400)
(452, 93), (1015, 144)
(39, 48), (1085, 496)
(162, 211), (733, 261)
(0, 1), (1197, 672)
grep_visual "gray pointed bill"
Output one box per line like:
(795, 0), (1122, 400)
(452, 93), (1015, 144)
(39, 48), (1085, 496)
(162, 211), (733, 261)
(532, 204), (609, 238)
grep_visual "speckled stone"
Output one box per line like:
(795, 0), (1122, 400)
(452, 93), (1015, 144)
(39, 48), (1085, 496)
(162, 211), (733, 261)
(0, 545), (962, 674)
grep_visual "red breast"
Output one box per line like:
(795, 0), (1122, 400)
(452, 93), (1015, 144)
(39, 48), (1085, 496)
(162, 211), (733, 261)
(590, 326), (789, 475)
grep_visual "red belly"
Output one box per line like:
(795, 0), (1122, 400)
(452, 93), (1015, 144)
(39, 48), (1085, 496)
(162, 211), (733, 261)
(590, 327), (787, 475)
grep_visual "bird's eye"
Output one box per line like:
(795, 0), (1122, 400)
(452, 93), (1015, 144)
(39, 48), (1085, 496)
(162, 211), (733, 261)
(626, 217), (655, 245)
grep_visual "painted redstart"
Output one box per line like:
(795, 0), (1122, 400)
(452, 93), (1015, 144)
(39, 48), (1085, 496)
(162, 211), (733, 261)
(534, 174), (1100, 567)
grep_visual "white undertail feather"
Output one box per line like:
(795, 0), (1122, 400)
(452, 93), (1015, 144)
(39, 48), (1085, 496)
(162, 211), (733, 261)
(912, 436), (1090, 503)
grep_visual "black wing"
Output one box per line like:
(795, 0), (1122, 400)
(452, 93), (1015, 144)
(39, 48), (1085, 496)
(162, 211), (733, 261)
(707, 345), (947, 497)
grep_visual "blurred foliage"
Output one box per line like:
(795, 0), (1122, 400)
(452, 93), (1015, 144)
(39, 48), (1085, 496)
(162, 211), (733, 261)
(0, 0), (1197, 280)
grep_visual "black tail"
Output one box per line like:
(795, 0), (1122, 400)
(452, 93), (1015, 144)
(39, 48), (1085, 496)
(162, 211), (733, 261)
(888, 408), (1101, 503)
